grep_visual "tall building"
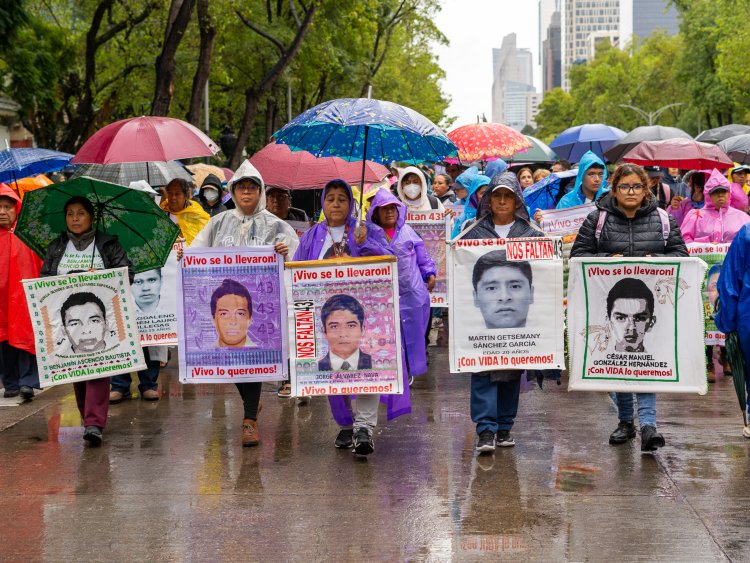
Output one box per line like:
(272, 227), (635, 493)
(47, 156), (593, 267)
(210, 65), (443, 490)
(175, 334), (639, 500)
(620, 0), (680, 46)
(562, 0), (620, 91)
(542, 10), (562, 92)
(491, 34), (536, 130)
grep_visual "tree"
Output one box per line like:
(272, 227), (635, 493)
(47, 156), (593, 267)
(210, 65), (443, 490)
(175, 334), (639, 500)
(151, 0), (195, 116)
(534, 88), (575, 143)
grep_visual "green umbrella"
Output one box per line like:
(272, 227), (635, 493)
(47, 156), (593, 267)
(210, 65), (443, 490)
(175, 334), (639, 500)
(508, 135), (558, 163)
(725, 331), (747, 426)
(16, 176), (180, 274)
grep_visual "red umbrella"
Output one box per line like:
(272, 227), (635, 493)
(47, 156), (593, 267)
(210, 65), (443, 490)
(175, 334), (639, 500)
(248, 142), (389, 190)
(622, 138), (733, 170)
(445, 122), (532, 163)
(72, 116), (220, 164)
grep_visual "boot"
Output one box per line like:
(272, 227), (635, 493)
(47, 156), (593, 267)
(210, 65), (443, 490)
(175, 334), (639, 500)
(640, 425), (665, 452)
(609, 421), (636, 445)
(242, 418), (260, 447)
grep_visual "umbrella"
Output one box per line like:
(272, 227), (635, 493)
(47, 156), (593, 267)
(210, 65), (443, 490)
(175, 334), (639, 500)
(725, 331), (747, 426)
(71, 161), (192, 187)
(445, 122), (532, 162)
(248, 142), (389, 190)
(186, 163), (226, 189)
(507, 135), (557, 163)
(14, 174), (53, 200)
(72, 116), (220, 165)
(550, 124), (626, 163)
(273, 97), (456, 210)
(0, 147), (73, 184)
(695, 124), (750, 144)
(717, 134), (750, 165)
(16, 176), (180, 273)
(604, 125), (692, 163)
(221, 167), (234, 182)
(621, 138), (733, 170)
(522, 169), (579, 215)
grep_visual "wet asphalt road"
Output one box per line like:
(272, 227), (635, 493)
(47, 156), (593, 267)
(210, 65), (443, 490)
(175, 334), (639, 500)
(0, 346), (748, 562)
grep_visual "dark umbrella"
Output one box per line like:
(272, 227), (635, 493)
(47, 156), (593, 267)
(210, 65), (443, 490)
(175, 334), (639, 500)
(717, 134), (750, 165)
(695, 124), (750, 144)
(725, 332), (747, 426)
(604, 125), (692, 163)
(70, 161), (192, 187)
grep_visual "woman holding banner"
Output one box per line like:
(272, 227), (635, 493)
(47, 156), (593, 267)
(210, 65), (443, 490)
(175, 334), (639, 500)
(40, 195), (134, 446)
(460, 171), (544, 452)
(571, 163), (687, 452)
(191, 161), (299, 447)
(293, 180), (411, 456)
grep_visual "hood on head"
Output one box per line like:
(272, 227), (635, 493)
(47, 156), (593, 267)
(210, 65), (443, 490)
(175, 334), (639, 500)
(396, 166), (428, 207)
(0, 183), (21, 229)
(455, 166), (479, 191)
(467, 174), (491, 209)
(201, 173), (223, 191)
(704, 168), (732, 210)
(476, 171), (530, 222)
(574, 150), (607, 195)
(366, 188), (406, 230)
(484, 159), (508, 179)
(319, 178), (356, 223)
(228, 161), (266, 212)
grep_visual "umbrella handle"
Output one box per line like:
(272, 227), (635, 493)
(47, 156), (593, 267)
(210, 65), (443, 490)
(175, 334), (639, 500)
(359, 125), (370, 218)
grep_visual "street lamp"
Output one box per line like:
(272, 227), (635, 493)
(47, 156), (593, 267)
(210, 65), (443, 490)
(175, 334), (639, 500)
(618, 103), (684, 126)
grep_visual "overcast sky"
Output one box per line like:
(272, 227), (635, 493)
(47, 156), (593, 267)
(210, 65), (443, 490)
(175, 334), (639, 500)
(432, 1), (540, 127)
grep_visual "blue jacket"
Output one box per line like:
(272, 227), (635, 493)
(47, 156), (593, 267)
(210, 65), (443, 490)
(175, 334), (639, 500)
(556, 150), (609, 209)
(451, 174), (490, 238)
(716, 224), (750, 364)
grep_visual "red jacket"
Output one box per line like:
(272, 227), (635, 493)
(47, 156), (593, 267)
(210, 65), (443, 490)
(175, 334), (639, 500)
(0, 183), (43, 354)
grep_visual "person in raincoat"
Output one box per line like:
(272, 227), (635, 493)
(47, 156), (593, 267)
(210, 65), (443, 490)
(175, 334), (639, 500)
(459, 171), (544, 453)
(364, 188), (435, 380)
(453, 166), (478, 204)
(293, 180), (412, 457)
(681, 169), (750, 244)
(451, 174), (491, 238)
(669, 170), (706, 227)
(396, 166), (444, 212)
(715, 223), (750, 438)
(555, 150), (608, 209)
(0, 184), (42, 401)
(727, 165), (750, 211)
(161, 178), (211, 245)
(431, 174), (456, 203)
(571, 163), (687, 452)
(191, 161), (299, 447)
(195, 174), (228, 218)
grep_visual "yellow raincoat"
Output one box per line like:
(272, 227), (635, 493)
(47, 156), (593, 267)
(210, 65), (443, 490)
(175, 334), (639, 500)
(160, 199), (210, 246)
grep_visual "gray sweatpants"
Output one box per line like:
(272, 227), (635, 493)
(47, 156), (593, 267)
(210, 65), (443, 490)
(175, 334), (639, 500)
(339, 394), (380, 432)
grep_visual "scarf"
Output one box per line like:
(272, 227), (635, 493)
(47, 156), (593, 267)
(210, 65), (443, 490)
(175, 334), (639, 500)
(67, 230), (96, 251)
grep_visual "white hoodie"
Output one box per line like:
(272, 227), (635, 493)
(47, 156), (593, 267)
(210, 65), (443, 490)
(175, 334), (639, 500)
(192, 160), (299, 254)
(396, 166), (444, 212)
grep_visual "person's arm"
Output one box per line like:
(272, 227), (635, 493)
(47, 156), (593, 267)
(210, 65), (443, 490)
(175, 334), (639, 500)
(414, 236), (437, 281)
(190, 219), (213, 249)
(39, 241), (58, 277)
(678, 210), (698, 245)
(570, 211), (605, 257)
(715, 228), (748, 333)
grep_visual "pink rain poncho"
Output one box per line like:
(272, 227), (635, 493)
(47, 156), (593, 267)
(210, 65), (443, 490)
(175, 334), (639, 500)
(681, 169), (750, 244)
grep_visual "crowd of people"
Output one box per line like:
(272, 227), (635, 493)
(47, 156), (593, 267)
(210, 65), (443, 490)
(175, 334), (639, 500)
(2, 151), (750, 457)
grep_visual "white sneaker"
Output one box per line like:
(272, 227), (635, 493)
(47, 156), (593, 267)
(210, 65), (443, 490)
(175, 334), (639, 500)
(743, 425), (750, 439)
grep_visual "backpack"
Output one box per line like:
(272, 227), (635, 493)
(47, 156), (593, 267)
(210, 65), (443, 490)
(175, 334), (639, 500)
(427, 193), (440, 210)
(595, 207), (671, 245)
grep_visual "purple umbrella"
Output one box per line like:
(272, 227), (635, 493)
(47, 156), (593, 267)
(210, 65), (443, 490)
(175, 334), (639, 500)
(549, 123), (626, 163)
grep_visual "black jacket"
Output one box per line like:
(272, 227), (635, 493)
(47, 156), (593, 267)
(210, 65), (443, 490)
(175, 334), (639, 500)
(40, 231), (135, 282)
(571, 192), (687, 258)
(317, 351), (372, 371)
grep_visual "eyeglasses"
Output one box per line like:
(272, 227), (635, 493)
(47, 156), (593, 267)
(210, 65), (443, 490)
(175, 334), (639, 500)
(234, 183), (260, 194)
(586, 171), (605, 178)
(616, 183), (646, 194)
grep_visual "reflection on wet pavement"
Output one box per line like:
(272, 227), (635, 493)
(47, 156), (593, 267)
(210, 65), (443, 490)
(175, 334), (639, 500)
(0, 348), (746, 561)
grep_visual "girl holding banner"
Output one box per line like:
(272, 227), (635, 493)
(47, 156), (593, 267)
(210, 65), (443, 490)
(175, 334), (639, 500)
(571, 163), (687, 452)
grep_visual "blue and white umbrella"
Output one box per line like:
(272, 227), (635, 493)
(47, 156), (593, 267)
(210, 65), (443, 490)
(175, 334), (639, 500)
(0, 147), (73, 184)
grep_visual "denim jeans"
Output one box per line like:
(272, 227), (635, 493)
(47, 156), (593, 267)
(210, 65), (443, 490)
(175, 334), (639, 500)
(615, 392), (657, 428)
(0, 342), (40, 390)
(470, 374), (521, 434)
(110, 347), (160, 394)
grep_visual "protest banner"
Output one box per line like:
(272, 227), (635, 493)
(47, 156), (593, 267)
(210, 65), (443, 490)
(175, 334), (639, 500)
(448, 237), (565, 373)
(539, 203), (595, 236)
(176, 246), (287, 384)
(134, 241), (181, 347)
(22, 267), (146, 388)
(688, 243), (730, 346)
(568, 257), (708, 394)
(284, 255), (403, 397)
(407, 210), (449, 306)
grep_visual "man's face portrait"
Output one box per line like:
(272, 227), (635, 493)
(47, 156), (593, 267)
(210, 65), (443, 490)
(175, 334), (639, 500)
(324, 309), (364, 358)
(473, 265), (534, 329)
(132, 269), (162, 311)
(213, 294), (251, 347)
(63, 302), (107, 353)
(608, 298), (655, 352)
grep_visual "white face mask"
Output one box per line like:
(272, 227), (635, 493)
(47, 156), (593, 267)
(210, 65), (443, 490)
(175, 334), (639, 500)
(402, 183), (422, 199)
(204, 188), (220, 203)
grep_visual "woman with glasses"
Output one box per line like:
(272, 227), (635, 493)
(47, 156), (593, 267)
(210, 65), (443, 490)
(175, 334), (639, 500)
(571, 163), (687, 452)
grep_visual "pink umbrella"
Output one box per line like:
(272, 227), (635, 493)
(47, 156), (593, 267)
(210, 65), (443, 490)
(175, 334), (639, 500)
(622, 138), (733, 170)
(445, 122), (532, 163)
(248, 142), (389, 189)
(72, 116), (220, 164)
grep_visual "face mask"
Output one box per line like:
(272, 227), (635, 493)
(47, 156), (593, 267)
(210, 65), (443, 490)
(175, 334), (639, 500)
(204, 188), (219, 203)
(403, 183), (422, 199)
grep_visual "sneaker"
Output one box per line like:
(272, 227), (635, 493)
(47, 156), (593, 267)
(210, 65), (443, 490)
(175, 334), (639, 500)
(83, 426), (102, 447)
(640, 425), (665, 452)
(334, 428), (354, 449)
(476, 430), (496, 453)
(352, 428), (374, 455)
(742, 426), (750, 439)
(496, 429), (516, 447)
(277, 383), (292, 398)
(3, 389), (19, 398)
(609, 420), (636, 445)
(242, 418), (260, 447)
(19, 386), (35, 401)
(141, 389), (160, 401)
(109, 390), (131, 404)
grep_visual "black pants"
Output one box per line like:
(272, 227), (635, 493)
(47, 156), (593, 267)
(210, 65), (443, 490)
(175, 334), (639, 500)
(235, 382), (262, 419)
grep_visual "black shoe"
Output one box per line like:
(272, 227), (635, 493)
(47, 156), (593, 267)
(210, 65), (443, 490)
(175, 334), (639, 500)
(496, 429), (516, 447)
(3, 389), (20, 398)
(19, 386), (34, 401)
(352, 428), (374, 455)
(476, 430), (496, 453)
(641, 425), (665, 452)
(609, 421), (636, 445)
(83, 426), (102, 447)
(334, 428), (354, 449)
